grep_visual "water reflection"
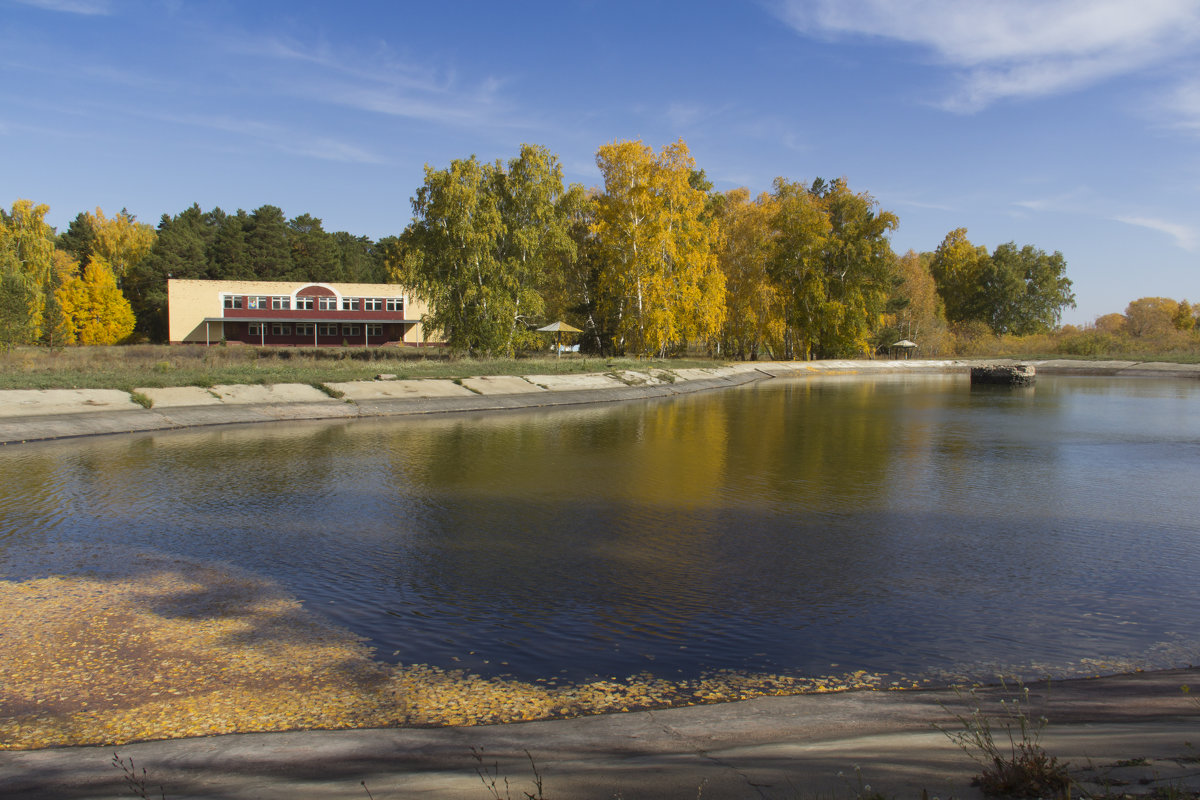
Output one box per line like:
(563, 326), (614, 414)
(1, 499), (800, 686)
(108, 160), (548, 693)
(1, 374), (1199, 685)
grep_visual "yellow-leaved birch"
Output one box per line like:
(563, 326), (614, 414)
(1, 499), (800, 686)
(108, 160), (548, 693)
(88, 208), (156, 283)
(593, 139), (724, 356)
(716, 188), (785, 359)
(0, 199), (56, 344)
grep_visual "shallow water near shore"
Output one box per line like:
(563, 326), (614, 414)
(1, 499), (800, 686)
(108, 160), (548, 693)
(2, 373), (1200, 702)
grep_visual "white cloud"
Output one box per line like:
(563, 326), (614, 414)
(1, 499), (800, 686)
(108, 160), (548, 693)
(1114, 215), (1199, 251)
(144, 111), (386, 165)
(772, 0), (1200, 110)
(10, 0), (110, 14)
(226, 33), (518, 130)
(1161, 80), (1200, 133)
(1010, 192), (1198, 251)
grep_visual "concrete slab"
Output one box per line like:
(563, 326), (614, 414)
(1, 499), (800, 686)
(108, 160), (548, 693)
(670, 368), (724, 381)
(210, 383), (335, 404)
(459, 375), (545, 395)
(523, 373), (627, 391)
(324, 379), (477, 400)
(2, 668), (1197, 800)
(134, 386), (222, 407)
(0, 410), (166, 444)
(610, 369), (668, 386)
(1120, 361), (1200, 375)
(0, 389), (141, 418)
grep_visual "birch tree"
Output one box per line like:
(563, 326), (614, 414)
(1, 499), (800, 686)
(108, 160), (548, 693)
(55, 255), (136, 345)
(716, 188), (785, 360)
(593, 138), (724, 356)
(0, 200), (56, 345)
(397, 144), (579, 356)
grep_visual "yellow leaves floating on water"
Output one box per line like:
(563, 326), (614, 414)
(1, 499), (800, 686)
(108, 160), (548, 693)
(0, 554), (892, 750)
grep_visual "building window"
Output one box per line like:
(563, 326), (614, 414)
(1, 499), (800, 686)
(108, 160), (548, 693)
(342, 325), (360, 337)
(247, 322), (264, 336)
(385, 298), (404, 312)
(363, 298), (384, 311)
(341, 297), (359, 311)
(272, 296), (291, 310)
(318, 323), (338, 336)
(318, 296), (338, 310)
(271, 323), (291, 336)
(366, 324), (383, 337)
(223, 295), (243, 309)
(247, 296), (269, 310)
(295, 296), (314, 310)
(295, 323), (315, 336)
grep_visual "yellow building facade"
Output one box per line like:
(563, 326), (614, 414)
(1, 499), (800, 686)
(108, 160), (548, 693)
(167, 279), (436, 346)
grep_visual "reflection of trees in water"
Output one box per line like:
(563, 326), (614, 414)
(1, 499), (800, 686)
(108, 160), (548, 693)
(4, 374), (1200, 685)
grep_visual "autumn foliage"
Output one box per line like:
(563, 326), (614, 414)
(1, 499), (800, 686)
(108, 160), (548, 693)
(5, 138), (1192, 359)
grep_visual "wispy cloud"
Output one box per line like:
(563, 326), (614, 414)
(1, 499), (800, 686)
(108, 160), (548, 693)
(1011, 192), (1198, 251)
(226, 33), (520, 130)
(11, 0), (111, 14)
(1161, 79), (1200, 133)
(772, 0), (1200, 111)
(145, 111), (387, 165)
(1114, 215), (1199, 251)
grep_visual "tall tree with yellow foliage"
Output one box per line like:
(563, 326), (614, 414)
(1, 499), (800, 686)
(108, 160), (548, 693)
(0, 200), (56, 345)
(768, 178), (899, 359)
(593, 139), (725, 356)
(87, 207), (156, 284)
(716, 188), (785, 359)
(54, 255), (136, 345)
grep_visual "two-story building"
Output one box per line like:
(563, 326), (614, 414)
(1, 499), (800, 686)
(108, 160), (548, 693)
(167, 279), (438, 346)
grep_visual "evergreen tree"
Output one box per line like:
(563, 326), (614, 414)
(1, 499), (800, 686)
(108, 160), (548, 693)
(245, 205), (292, 280)
(126, 204), (217, 341)
(56, 212), (96, 267)
(208, 209), (252, 279)
(288, 213), (339, 281)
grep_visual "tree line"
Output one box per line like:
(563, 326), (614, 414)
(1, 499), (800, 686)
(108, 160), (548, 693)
(391, 140), (1076, 359)
(2, 137), (1087, 355)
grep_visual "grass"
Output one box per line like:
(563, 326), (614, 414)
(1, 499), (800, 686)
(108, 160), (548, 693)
(0, 344), (723, 391)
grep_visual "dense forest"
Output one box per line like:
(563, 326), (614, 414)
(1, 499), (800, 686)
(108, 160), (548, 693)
(1, 138), (1194, 358)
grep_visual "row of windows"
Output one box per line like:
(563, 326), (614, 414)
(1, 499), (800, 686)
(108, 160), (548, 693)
(246, 323), (384, 337)
(223, 295), (404, 312)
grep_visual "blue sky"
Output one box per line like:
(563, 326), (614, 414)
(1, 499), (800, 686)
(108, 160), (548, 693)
(2, 0), (1198, 324)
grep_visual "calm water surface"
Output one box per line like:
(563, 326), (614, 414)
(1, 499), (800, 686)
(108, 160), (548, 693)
(2, 373), (1199, 685)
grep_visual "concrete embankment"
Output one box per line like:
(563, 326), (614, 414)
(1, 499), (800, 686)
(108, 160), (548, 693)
(0, 358), (966, 445)
(2, 667), (1198, 799)
(8, 357), (1193, 445)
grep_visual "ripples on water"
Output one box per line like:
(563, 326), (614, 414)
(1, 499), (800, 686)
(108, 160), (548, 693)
(2, 374), (1199, 685)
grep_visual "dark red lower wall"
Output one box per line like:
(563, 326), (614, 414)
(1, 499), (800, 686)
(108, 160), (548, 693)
(225, 322), (409, 346)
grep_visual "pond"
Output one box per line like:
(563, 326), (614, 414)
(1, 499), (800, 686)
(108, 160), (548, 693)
(2, 372), (1199, 690)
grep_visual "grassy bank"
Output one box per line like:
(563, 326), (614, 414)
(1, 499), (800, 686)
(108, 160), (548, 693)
(0, 345), (724, 391)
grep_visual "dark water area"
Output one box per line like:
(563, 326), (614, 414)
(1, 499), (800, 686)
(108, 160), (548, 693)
(2, 373), (1199, 686)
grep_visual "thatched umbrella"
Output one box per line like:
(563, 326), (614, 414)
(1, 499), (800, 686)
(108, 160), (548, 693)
(537, 321), (583, 360)
(891, 339), (918, 359)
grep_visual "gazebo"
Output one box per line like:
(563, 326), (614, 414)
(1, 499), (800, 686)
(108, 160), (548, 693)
(537, 321), (583, 360)
(890, 339), (918, 360)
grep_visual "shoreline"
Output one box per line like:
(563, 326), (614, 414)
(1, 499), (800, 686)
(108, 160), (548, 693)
(2, 665), (1197, 798)
(3, 358), (1200, 796)
(3, 357), (1198, 446)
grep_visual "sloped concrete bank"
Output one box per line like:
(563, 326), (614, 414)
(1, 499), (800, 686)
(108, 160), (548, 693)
(1, 358), (1197, 446)
(2, 667), (1198, 799)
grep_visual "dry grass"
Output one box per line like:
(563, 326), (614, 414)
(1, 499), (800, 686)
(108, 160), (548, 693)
(0, 345), (720, 391)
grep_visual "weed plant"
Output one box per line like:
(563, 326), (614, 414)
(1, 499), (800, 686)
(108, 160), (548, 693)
(472, 748), (548, 800)
(936, 679), (1072, 799)
(111, 752), (166, 800)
